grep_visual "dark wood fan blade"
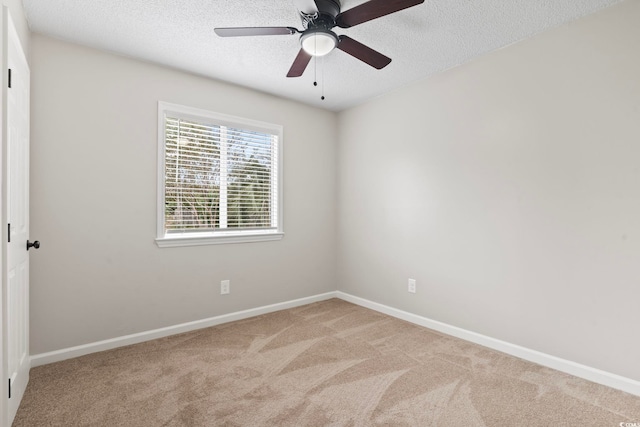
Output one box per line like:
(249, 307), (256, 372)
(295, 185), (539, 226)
(214, 27), (298, 37)
(336, 0), (425, 28)
(287, 49), (313, 77)
(337, 35), (391, 69)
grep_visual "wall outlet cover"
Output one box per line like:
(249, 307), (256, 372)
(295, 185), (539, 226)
(221, 280), (230, 295)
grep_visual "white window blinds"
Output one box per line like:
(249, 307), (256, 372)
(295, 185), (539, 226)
(163, 113), (279, 236)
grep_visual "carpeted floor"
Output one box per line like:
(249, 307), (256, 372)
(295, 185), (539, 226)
(14, 298), (640, 426)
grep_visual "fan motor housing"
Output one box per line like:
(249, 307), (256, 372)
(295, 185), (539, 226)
(302, 0), (341, 30)
(315, 0), (341, 18)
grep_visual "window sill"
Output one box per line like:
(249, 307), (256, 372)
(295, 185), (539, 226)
(155, 231), (284, 248)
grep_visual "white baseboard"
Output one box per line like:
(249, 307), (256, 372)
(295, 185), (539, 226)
(30, 289), (640, 397)
(30, 291), (338, 367)
(337, 291), (640, 397)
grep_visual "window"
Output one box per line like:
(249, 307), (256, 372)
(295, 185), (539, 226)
(156, 102), (283, 247)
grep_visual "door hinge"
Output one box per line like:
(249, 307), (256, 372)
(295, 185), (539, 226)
(8, 379), (10, 399)
(7, 69), (11, 88)
(7, 223), (10, 243)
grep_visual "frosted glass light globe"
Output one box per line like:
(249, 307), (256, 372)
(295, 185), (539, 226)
(301, 30), (338, 56)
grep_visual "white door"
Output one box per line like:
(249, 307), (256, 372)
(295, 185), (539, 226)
(2, 9), (31, 425)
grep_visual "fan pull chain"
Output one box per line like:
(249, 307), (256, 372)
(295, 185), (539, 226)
(311, 43), (325, 100)
(321, 55), (325, 100)
(313, 54), (318, 87)
(313, 34), (318, 86)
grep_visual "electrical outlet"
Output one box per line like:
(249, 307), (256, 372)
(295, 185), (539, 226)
(221, 280), (230, 295)
(408, 278), (416, 294)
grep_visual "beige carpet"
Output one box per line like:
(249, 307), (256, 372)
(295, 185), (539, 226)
(14, 299), (640, 426)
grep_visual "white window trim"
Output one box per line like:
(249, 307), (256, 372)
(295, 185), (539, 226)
(156, 102), (284, 248)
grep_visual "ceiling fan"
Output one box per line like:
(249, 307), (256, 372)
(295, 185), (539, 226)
(214, 0), (425, 78)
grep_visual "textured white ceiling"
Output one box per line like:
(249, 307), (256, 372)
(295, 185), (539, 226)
(23, 0), (622, 111)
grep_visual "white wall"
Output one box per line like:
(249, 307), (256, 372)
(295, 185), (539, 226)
(337, 0), (640, 381)
(29, 35), (338, 354)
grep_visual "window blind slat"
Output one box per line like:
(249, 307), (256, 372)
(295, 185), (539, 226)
(164, 115), (278, 233)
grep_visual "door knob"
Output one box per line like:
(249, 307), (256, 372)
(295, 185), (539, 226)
(27, 240), (40, 251)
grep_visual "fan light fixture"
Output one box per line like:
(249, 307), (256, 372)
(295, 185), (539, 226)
(214, 0), (425, 78)
(301, 29), (338, 56)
